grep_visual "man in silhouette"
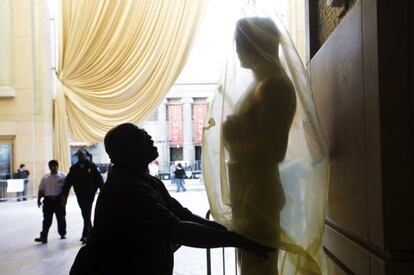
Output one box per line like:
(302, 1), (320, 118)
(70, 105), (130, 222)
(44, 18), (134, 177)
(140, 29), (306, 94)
(70, 123), (273, 275)
(62, 149), (104, 243)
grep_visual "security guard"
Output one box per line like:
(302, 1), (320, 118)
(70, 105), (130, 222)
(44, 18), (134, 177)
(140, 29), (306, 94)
(35, 160), (66, 243)
(62, 150), (104, 243)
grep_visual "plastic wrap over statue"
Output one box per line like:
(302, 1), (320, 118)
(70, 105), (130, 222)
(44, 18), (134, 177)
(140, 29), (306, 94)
(202, 3), (329, 275)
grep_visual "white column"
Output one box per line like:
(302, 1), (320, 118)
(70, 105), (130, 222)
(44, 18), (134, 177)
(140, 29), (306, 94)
(158, 99), (169, 172)
(182, 97), (194, 166)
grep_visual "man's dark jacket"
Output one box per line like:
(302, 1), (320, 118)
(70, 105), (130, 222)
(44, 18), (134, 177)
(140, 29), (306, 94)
(69, 165), (193, 275)
(63, 160), (104, 202)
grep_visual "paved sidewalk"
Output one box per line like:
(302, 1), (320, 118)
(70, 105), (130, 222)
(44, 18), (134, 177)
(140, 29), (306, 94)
(162, 178), (205, 192)
(0, 183), (236, 275)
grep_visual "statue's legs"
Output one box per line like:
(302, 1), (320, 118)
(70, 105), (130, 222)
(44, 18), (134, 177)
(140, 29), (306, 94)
(238, 249), (279, 275)
(228, 164), (284, 275)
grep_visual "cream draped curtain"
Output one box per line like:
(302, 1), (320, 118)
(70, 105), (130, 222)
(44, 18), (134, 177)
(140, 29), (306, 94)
(53, 0), (206, 172)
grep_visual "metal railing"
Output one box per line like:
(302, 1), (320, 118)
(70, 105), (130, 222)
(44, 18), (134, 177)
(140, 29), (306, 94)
(0, 178), (36, 201)
(205, 210), (238, 275)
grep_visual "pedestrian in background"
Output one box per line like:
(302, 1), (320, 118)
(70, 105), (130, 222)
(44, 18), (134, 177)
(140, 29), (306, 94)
(35, 160), (66, 243)
(174, 163), (186, 192)
(170, 163), (176, 186)
(62, 149), (104, 244)
(15, 164), (30, 201)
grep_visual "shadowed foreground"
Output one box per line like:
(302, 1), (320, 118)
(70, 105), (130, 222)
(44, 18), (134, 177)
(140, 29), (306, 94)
(0, 183), (235, 275)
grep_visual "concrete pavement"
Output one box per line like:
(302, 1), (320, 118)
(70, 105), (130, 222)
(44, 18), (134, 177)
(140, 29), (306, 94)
(0, 183), (236, 275)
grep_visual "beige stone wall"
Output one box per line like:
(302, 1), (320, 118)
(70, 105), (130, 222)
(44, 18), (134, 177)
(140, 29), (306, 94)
(0, 0), (12, 88)
(0, 0), (53, 196)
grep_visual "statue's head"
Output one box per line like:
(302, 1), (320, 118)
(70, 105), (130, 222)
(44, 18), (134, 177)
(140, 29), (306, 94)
(104, 123), (158, 167)
(235, 17), (281, 68)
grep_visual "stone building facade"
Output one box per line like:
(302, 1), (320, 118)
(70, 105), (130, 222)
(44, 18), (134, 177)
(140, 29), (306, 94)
(0, 0), (54, 197)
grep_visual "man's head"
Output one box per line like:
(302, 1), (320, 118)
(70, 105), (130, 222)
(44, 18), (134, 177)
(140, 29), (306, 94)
(104, 123), (158, 167)
(48, 160), (59, 174)
(19, 164), (25, 169)
(76, 149), (87, 163)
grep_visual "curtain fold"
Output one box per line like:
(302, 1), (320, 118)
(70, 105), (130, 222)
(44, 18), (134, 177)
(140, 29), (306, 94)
(54, 0), (206, 171)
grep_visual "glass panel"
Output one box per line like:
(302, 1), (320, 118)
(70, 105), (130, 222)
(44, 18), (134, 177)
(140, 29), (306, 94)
(170, 147), (183, 161)
(195, 146), (202, 161)
(0, 143), (12, 179)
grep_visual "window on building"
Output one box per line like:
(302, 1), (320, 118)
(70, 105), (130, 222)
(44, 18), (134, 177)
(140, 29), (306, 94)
(170, 147), (183, 162)
(194, 146), (202, 171)
(0, 139), (13, 180)
(195, 146), (202, 161)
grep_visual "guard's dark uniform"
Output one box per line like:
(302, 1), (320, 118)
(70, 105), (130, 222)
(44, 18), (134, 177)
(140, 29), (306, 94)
(69, 165), (193, 275)
(63, 160), (104, 239)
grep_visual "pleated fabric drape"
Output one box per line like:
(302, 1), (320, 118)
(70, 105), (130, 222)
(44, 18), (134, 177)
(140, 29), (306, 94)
(53, 0), (206, 171)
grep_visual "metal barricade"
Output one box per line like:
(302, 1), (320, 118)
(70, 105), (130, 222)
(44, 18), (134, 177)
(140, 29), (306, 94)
(159, 172), (171, 180)
(191, 171), (202, 179)
(0, 178), (35, 201)
(0, 179), (7, 201)
(205, 210), (238, 275)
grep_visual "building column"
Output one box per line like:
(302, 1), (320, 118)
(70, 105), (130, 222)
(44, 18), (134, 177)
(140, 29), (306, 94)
(158, 99), (169, 172)
(182, 97), (194, 166)
(0, 0), (13, 96)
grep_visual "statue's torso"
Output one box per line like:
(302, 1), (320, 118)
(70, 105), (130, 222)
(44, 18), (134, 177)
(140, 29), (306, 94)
(223, 73), (296, 164)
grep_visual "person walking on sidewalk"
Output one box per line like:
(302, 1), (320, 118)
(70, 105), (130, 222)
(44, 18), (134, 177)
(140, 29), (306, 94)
(169, 163), (176, 186)
(35, 160), (66, 243)
(62, 149), (104, 244)
(15, 164), (30, 201)
(174, 163), (186, 192)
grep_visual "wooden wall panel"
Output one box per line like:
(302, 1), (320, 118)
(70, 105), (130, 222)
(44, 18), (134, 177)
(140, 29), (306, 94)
(362, 0), (384, 250)
(371, 255), (414, 275)
(324, 226), (370, 274)
(309, 2), (368, 242)
(307, 0), (414, 273)
(376, 0), (414, 250)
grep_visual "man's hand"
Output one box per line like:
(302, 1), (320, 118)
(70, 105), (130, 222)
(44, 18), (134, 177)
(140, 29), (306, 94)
(171, 221), (276, 258)
(241, 241), (275, 259)
(236, 234), (276, 259)
(37, 190), (45, 208)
